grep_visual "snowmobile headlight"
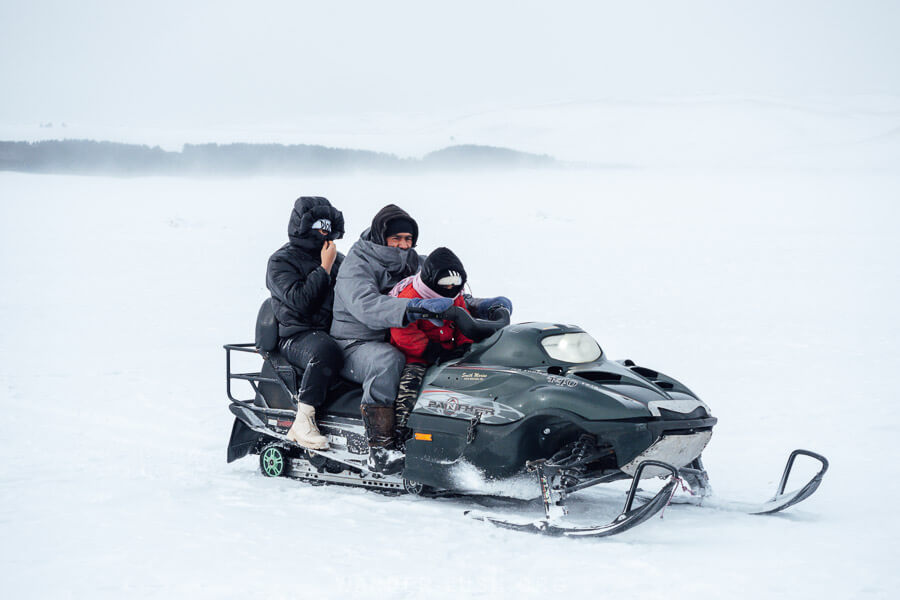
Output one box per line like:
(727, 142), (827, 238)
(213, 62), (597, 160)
(540, 333), (602, 363)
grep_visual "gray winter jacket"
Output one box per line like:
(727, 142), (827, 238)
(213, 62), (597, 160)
(330, 228), (423, 342)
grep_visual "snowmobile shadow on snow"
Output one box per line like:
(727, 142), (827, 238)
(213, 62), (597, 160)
(224, 300), (829, 538)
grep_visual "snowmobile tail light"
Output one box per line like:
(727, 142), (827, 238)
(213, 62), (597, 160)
(540, 333), (602, 363)
(414, 433), (432, 441)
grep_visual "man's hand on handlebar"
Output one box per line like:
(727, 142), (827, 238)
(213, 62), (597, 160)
(406, 297), (455, 324)
(406, 299), (510, 342)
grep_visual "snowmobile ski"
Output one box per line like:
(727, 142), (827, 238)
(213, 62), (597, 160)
(467, 460), (679, 538)
(750, 449), (829, 514)
(644, 449), (828, 515)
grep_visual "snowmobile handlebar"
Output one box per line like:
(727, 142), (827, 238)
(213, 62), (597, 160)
(406, 305), (510, 342)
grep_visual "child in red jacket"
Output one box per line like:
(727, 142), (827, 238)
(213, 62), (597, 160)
(389, 247), (471, 443)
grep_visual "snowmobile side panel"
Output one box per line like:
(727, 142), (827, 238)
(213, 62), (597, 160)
(413, 387), (526, 425)
(403, 409), (657, 488)
(505, 384), (653, 422)
(402, 413), (471, 487)
(424, 357), (713, 426)
(422, 367), (655, 423)
(429, 367), (536, 396)
(404, 398), (716, 490)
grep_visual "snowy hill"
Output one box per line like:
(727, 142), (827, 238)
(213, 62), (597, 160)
(4, 94), (899, 170)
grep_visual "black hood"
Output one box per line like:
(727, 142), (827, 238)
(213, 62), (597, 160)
(288, 196), (345, 252)
(364, 204), (418, 247)
(421, 247), (467, 298)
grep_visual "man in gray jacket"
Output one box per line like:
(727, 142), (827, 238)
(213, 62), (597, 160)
(331, 204), (454, 474)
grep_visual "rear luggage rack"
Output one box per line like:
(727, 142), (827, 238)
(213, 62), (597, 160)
(224, 343), (294, 403)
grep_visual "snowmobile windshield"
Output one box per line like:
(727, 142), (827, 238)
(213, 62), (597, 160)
(540, 333), (602, 363)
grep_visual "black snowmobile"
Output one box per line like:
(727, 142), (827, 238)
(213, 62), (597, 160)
(225, 301), (828, 537)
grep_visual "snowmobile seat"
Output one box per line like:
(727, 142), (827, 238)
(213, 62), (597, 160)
(254, 354), (363, 416)
(252, 298), (363, 415)
(320, 381), (364, 419)
(255, 353), (298, 409)
(253, 299), (296, 409)
(255, 298), (279, 353)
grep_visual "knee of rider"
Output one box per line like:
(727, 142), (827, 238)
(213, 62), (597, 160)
(389, 350), (406, 373)
(328, 346), (345, 371)
(314, 333), (344, 370)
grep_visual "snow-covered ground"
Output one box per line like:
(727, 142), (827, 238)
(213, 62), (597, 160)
(2, 139), (900, 596)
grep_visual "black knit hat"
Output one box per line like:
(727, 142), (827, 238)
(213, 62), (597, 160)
(385, 217), (416, 240)
(422, 247), (467, 298)
(367, 204), (419, 247)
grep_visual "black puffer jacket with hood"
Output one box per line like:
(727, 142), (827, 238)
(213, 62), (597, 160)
(266, 197), (345, 337)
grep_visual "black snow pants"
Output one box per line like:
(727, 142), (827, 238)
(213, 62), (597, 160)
(279, 330), (344, 408)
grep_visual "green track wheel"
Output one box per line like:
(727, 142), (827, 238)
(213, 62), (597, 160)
(260, 445), (287, 477)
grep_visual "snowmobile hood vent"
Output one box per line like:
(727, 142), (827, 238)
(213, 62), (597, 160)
(630, 366), (659, 379)
(572, 371), (623, 383)
(657, 406), (709, 420)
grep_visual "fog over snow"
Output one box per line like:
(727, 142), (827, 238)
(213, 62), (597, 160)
(2, 1), (900, 165)
(2, 2), (900, 599)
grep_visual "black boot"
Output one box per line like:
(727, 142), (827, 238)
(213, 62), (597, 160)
(360, 405), (404, 475)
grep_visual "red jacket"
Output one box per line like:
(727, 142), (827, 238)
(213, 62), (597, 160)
(390, 285), (473, 364)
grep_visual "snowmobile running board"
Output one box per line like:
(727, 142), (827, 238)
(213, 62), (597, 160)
(231, 402), (381, 474)
(467, 460), (680, 538)
(649, 449), (829, 515)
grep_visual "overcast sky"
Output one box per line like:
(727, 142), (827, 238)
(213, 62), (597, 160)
(1, 0), (898, 129)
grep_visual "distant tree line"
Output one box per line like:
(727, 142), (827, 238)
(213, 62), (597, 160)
(0, 140), (555, 175)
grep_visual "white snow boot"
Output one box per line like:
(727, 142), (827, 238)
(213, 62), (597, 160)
(286, 403), (329, 450)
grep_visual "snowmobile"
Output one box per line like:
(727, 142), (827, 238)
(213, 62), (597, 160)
(225, 300), (828, 538)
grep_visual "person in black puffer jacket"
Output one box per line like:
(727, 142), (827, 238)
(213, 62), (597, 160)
(266, 196), (345, 450)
